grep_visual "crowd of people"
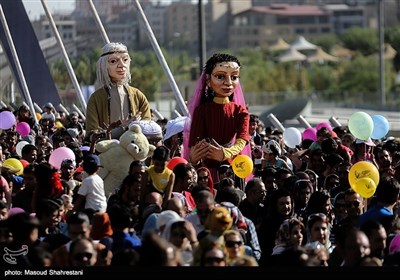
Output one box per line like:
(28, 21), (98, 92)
(0, 43), (399, 269)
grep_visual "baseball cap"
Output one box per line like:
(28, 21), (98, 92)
(83, 154), (103, 169)
(61, 158), (76, 168)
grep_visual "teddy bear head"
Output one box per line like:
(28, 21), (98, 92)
(119, 124), (155, 161)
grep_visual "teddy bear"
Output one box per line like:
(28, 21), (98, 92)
(96, 124), (155, 196)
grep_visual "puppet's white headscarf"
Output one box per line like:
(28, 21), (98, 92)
(95, 42), (131, 89)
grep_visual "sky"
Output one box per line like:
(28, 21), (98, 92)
(22, 0), (201, 20)
(22, 0), (76, 20)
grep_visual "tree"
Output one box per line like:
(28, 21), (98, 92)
(385, 25), (400, 71)
(337, 56), (379, 102)
(309, 64), (337, 93)
(130, 51), (163, 101)
(340, 27), (378, 56)
(312, 34), (339, 52)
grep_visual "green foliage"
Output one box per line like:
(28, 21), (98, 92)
(130, 51), (164, 100)
(309, 64), (337, 92)
(48, 26), (399, 106)
(311, 34), (339, 52)
(339, 27), (378, 55)
(50, 59), (70, 88)
(74, 60), (91, 85)
(337, 56), (378, 92)
(385, 25), (400, 71)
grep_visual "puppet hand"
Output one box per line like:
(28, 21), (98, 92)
(189, 140), (208, 164)
(108, 120), (122, 131)
(206, 139), (224, 161)
(120, 113), (142, 129)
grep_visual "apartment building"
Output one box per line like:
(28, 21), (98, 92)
(229, 4), (332, 50)
(29, 0), (397, 56)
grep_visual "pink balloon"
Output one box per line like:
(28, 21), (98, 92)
(0, 111), (16, 129)
(302, 127), (317, 142)
(49, 147), (76, 169)
(16, 122), (30, 137)
(316, 122), (332, 132)
(167, 157), (188, 171)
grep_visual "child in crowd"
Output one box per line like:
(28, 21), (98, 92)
(141, 146), (175, 203)
(73, 154), (107, 213)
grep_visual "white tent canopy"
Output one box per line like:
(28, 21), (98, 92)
(331, 44), (354, 59)
(291, 36), (318, 51)
(307, 47), (339, 63)
(269, 37), (290, 51)
(277, 47), (307, 62)
(384, 43), (397, 60)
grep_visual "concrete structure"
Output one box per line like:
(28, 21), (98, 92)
(229, 4), (332, 50)
(325, 4), (365, 34)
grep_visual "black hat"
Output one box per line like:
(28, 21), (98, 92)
(83, 154), (103, 169)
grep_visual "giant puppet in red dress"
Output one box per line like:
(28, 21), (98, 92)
(183, 53), (251, 183)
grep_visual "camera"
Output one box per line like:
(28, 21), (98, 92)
(98, 131), (107, 139)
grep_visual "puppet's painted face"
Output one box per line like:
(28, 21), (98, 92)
(207, 61), (240, 98)
(107, 53), (131, 83)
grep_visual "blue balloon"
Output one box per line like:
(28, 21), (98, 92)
(371, 115), (389, 139)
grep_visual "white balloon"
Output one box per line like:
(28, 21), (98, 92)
(283, 127), (302, 148)
(16, 141), (29, 157)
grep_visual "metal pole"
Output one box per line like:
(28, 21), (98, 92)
(34, 102), (43, 113)
(378, 0), (385, 106)
(133, 0), (189, 117)
(297, 115), (312, 128)
(173, 109), (182, 118)
(152, 108), (164, 121)
(0, 4), (38, 125)
(88, 0), (110, 44)
(267, 113), (285, 132)
(0, 100), (7, 109)
(198, 0), (206, 73)
(41, 0), (87, 112)
(72, 103), (86, 122)
(329, 116), (342, 128)
(58, 103), (70, 116)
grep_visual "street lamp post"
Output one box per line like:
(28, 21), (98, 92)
(170, 32), (181, 76)
(168, 40), (174, 75)
(378, 0), (385, 106)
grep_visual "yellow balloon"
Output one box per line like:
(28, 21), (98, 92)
(348, 161), (379, 191)
(35, 112), (42, 121)
(55, 121), (64, 128)
(354, 177), (376, 198)
(231, 155), (253, 179)
(3, 158), (24, 175)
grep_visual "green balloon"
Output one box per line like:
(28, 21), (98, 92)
(348, 112), (373, 140)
